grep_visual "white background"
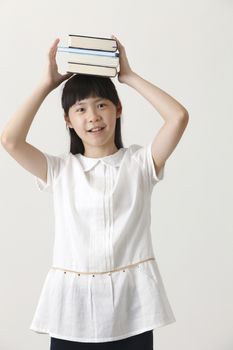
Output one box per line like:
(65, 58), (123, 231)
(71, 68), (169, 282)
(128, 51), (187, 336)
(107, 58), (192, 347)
(0, 0), (233, 349)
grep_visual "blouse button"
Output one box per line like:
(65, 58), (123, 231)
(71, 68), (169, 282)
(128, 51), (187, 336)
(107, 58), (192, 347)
(92, 274), (95, 277)
(123, 270), (125, 272)
(64, 271), (66, 274)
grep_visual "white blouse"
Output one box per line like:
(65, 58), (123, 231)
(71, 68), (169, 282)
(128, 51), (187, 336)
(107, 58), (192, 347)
(29, 141), (176, 343)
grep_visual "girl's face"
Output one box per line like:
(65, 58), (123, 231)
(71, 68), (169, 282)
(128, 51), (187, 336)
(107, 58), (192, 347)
(64, 96), (122, 155)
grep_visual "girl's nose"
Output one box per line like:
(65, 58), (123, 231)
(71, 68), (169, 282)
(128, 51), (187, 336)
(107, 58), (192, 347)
(88, 110), (101, 121)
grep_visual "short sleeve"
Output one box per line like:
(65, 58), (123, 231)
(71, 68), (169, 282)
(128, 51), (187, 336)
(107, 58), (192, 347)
(131, 142), (165, 187)
(34, 152), (67, 193)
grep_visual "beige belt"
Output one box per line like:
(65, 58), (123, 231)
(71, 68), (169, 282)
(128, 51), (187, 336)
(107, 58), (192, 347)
(51, 257), (155, 276)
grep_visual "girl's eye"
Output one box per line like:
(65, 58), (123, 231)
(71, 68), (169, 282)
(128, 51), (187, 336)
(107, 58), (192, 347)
(76, 104), (106, 113)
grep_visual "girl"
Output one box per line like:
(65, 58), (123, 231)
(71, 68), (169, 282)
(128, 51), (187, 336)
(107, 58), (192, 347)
(1, 35), (189, 349)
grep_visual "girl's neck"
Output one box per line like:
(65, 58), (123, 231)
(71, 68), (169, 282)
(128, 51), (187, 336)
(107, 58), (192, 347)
(83, 144), (118, 159)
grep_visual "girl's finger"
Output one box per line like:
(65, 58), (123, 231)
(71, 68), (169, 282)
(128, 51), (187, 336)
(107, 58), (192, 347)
(111, 34), (119, 43)
(49, 39), (58, 53)
(49, 38), (59, 59)
(111, 35), (124, 51)
(52, 38), (60, 57)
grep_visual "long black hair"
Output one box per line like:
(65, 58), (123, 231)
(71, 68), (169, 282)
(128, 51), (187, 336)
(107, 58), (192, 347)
(61, 74), (124, 155)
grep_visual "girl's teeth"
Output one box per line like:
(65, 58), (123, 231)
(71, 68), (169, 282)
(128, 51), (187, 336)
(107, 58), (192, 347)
(91, 127), (103, 132)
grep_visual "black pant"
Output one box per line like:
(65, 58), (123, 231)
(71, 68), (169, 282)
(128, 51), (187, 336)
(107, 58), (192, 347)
(50, 330), (153, 350)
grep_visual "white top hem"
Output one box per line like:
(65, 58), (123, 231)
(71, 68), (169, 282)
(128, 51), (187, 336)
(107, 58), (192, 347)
(30, 318), (176, 343)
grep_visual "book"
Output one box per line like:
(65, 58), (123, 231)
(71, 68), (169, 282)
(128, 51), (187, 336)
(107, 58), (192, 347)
(68, 34), (117, 52)
(58, 34), (119, 77)
(67, 54), (118, 68)
(66, 62), (118, 78)
(57, 46), (119, 57)
(57, 47), (119, 68)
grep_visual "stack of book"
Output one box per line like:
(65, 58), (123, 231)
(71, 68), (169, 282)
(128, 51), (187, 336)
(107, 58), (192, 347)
(57, 34), (119, 77)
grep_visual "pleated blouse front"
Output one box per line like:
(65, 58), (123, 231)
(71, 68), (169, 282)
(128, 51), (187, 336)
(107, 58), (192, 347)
(29, 142), (176, 343)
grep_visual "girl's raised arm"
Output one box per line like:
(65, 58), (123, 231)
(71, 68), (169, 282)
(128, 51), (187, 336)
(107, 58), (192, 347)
(112, 34), (189, 176)
(1, 38), (73, 184)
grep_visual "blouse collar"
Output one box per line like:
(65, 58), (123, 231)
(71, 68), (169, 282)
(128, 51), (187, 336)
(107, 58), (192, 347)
(76, 147), (126, 172)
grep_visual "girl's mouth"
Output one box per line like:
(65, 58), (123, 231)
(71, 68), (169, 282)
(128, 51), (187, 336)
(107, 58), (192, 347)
(87, 126), (106, 134)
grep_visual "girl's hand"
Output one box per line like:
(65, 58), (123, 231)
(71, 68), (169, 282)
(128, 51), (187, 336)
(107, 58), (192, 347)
(41, 38), (74, 91)
(111, 35), (135, 84)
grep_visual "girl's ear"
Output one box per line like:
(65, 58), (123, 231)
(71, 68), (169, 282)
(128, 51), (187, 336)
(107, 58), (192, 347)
(64, 114), (73, 129)
(116, 102), (122, 117)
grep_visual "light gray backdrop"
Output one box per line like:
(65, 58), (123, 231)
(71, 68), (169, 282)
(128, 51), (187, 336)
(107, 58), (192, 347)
(0, 0), (232, 349)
